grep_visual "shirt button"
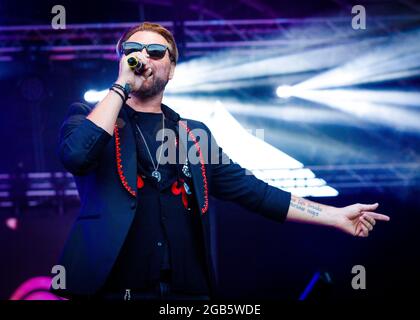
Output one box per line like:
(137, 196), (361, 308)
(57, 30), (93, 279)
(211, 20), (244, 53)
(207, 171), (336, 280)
(157, 242), (162, 247)
(130, 201), (136, 210)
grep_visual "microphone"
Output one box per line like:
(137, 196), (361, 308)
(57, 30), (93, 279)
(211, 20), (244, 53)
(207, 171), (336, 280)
(127, 57), (144, 72)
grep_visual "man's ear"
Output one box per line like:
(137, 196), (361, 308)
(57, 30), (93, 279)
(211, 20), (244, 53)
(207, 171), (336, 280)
(168, 63), (176, 80)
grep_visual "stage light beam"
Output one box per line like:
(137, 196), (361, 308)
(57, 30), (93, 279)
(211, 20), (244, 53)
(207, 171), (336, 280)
(276, 85), (295, 98)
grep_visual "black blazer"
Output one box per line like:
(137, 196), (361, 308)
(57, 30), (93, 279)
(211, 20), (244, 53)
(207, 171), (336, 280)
(53, 102), (291, 298)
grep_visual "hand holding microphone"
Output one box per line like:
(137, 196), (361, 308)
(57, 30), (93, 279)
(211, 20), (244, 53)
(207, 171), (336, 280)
(127, 56), (144, 73)
(116, 51), (152, 93)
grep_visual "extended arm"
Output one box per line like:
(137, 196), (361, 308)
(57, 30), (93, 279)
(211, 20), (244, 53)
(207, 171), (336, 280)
(205, 124), (390, 236)
(286, 195), (390, 237)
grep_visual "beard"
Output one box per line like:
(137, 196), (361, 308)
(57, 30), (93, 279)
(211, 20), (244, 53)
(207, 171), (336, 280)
(132, 75), (169, 99)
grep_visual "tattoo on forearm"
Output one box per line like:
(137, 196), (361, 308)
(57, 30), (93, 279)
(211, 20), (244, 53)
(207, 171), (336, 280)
(290, 196), (306, 212)
(291, 196), (323, 217)
(307, 203), (322, 217)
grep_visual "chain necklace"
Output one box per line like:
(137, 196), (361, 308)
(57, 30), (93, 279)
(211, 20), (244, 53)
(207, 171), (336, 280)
(135, 113), (165, 182)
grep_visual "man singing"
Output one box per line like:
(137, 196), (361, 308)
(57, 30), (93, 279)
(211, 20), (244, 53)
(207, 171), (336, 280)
(53, 22), (390, 300)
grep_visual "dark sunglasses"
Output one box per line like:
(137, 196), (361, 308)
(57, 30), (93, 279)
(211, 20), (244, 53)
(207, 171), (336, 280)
(120, 41), (174, 61)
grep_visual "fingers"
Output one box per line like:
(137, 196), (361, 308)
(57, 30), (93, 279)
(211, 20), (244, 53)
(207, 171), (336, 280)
(361, 211), (390, 221)
(359, 216), (373, 231)
(362, 214), (375, 226)
(357, 229), (367, 237)
(355, 221), (369, 237)
(355, 211), (390, 238)
(359, 203), (379, 211)
(125, 52), (152, 75)
(131, 51), (150, 65)
(359, 224), (369, 237)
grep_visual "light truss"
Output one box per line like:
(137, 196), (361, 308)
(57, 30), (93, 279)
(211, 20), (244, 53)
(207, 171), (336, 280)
(1, 16), (419, 61)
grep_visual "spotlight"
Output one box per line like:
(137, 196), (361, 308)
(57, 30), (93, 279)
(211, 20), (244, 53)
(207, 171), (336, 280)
(5, 217), (18, 231)
(276, 85), (295, 98)
(84, 89), (107, 103)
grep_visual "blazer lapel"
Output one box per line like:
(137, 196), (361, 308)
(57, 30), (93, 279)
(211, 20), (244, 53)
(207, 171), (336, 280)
(178, 120), (209, 214)
(112, 102), (209, 210)
(114, 108), (137, 197)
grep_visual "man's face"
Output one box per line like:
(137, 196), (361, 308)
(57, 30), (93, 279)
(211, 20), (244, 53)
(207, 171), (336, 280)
(126, 30), (175, 98)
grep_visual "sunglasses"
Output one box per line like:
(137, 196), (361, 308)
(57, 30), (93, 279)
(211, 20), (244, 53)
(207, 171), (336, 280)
(120, 42), (174, 61)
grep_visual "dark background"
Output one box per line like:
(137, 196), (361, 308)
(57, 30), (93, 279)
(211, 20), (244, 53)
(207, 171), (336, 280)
(0, 0), (419, 301)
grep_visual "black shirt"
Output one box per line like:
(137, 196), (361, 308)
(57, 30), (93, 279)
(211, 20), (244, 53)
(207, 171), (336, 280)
(132, 110), (175, 271)
(102, 105), (211, 295)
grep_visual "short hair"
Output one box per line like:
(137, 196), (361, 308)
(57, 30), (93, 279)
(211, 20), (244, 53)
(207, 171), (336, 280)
(116, 22), (178, 64)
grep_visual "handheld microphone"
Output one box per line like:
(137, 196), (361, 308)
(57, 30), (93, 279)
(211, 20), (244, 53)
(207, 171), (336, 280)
(127, 57), (144, 72)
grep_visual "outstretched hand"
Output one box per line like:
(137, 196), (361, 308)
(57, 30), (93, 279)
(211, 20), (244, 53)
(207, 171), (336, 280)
(334, 203), (390, 237)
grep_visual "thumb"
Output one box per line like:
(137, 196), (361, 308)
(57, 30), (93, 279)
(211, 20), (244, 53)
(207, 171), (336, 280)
(360, 203), (379, 211)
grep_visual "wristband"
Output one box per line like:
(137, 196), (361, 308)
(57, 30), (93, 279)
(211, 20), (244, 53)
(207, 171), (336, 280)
(112, 83), (131, 100)
(109, 87), (127, 103)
